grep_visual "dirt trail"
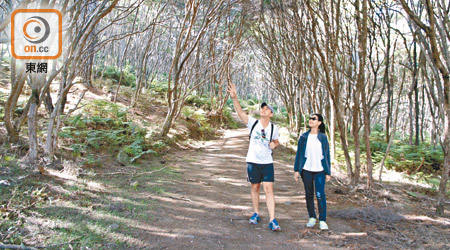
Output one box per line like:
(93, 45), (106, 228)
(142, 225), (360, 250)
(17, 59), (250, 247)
(2, 116), (449, 249)
(135, 124), (450, 250)
(140, 127), (341, 250)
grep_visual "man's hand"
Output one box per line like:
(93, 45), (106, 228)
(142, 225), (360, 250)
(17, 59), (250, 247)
(269, 139), (279, 150)
(294, 172), (300, 182)
(226, 82), (247, 124)
(227, 83), (237, 99)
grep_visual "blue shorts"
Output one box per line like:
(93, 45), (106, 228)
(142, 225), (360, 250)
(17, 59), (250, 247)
(247, 162), (274, 183)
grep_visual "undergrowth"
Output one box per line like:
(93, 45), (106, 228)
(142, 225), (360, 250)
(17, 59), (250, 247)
(366, 124), (444, 175)
(95, 65), (136, 87)
(59, 100), (169, 165)
(181, 106), (215, 139)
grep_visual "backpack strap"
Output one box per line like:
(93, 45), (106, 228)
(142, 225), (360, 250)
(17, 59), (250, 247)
(249, 120), (259, 140)
(270, 123), (275, 156)
(270, 123), (274, 142)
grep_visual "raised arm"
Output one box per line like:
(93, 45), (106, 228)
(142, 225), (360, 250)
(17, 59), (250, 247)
(227, 83), (248, 124)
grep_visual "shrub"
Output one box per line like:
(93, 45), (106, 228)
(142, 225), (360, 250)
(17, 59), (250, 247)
(181, 106), (215, 139)
(222, 108), (241, 129)
(185, 95), (211, 110)
(150, 81), (169, 94)
(97, 65), (136, 87)
(362, 126), (444, 174)
(60, 100), (156, 163)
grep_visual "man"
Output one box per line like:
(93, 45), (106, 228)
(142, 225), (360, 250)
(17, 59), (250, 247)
(228, 83), (281, 231)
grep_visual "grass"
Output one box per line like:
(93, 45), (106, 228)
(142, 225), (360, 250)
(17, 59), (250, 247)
(0, 154), (181, 249)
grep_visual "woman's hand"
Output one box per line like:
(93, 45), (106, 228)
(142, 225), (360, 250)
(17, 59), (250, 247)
(294, 172), (300, 182)
(326, 175), (331, 182)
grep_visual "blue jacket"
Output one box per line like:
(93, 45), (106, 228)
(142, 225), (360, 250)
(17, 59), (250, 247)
(294, 130), (331, 175)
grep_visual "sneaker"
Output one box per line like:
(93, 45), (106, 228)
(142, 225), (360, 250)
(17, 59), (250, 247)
(249, 212), (261, 224)
(306, 218), (316, 228)
(319, 221), (328, 231)
(268, 219), (281, 231)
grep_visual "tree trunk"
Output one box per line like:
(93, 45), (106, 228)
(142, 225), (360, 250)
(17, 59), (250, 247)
(437, 131), (450, 215)
(43, 89), (54, 114)
(408, 90), (414, 145)
(384, 14), (392, 143)
(335, 101), (354, 184)
(420, 85), (425, 142)
(5, 80), (25, 143)
(4, 59), (26, 143)
(27, 89), (39, 163)
(329, 94), (335, 161)
(161, 101), (179, 137)
(352, 91), (361, 183)
(355, 0), (370, 189)
(413, 42), (420, 146)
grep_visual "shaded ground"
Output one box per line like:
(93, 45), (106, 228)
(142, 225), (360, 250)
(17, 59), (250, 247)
(2, 124), (450, 249)
(138, 127), (450, 250)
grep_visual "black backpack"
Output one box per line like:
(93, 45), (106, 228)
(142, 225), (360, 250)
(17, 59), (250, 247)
(249, 120), (274, 142)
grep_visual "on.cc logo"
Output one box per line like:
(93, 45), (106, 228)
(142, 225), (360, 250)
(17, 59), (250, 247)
(23, 16), (50, 44)
(11, 9), (62, 60)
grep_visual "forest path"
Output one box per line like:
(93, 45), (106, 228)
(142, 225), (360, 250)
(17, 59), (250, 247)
(139, 126), (345, 249)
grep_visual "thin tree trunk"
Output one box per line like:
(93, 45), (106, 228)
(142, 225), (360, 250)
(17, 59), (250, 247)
(330, 94), (335, 161)
(352, 90), (361, 183)
(384, 10), (392, 143)
(413, 42), (420, 145)
(27, 88), (39, 163)
(43, 89), (54, 114)
(408, 89), (414, 145)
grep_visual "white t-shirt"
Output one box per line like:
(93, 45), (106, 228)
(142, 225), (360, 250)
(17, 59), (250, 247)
(246, 116), (279, 164)
(303, 133), (324, 172)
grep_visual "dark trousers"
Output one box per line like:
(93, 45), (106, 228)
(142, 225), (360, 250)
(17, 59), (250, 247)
(301, 170), (327, 221)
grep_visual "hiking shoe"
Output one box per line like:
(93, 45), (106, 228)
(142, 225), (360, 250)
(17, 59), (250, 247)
(306, 218), (316, 228)
(268, 219), (281, 231)
(319, 221), (329, 231)
(249, 212), (261, 224)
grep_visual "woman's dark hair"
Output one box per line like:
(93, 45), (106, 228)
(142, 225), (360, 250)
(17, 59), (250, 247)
(311, 113), (326, 134)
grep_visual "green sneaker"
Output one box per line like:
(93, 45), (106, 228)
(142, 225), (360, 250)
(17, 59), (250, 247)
(306, 217), (316, 228)
(319, 221), (328, 231)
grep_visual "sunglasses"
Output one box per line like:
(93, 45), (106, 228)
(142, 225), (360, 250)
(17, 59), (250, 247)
(309, 117), (318, 121)
(261, 129), (266, 139)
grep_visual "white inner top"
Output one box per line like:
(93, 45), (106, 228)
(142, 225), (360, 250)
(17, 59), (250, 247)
(303, 133), (324, 172)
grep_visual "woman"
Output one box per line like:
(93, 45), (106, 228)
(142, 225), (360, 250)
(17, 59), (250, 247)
(293, 113), (331, 230)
